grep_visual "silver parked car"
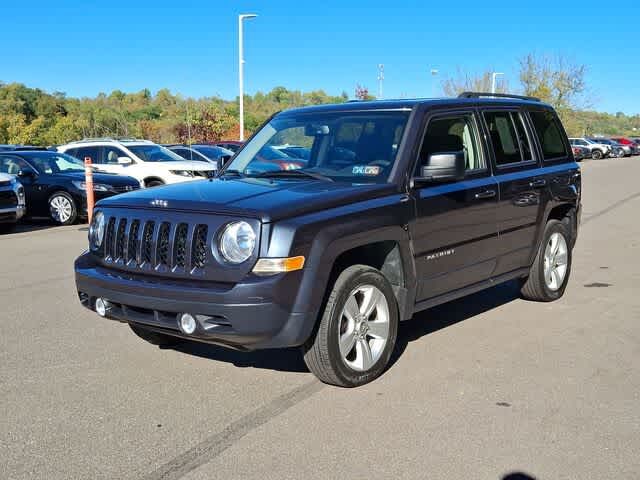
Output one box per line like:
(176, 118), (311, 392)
(0, 173), (26, 232)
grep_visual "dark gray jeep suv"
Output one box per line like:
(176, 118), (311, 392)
(75, 93), (581, 387)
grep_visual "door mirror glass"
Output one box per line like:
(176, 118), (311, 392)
(419, 152), (466, 182)
(117, 156), (132, 165)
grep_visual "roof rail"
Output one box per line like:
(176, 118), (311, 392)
(67, 137), (152, 144)
(458, 92), (541, 102)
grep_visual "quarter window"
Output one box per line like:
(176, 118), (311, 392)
(416, 114), (485, 175)
(529, 110), (569, 160)
(484, 111), (534, 166)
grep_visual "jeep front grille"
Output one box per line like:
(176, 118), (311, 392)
(100, 216), (211, 273)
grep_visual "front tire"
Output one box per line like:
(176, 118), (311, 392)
(591, 149), (603, 160)
(521, 220), (572, 302)
(145, 179), (164, 188)
(49, 191), (77, 225)
(129, 324), (181, 347)
(302, 265), (399, 387)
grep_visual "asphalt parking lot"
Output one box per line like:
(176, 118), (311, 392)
(1, 156), (639, 480)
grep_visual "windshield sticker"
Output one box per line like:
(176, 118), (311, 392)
(352, 165), (381, 176)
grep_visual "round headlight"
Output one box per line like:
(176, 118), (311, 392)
(218, 221), (256, 264)
(89, 211), (105, 249)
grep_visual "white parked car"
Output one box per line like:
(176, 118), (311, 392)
(57, 138), (216, 187)
(569, 138), (611, 160)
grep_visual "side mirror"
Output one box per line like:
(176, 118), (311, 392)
(17, 169), (37, 179)
(416, 151), (465, 183)
(117, 156), (132, 165)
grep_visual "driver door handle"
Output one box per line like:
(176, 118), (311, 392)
(529, 179), (547, 188)
(475, 189), (496, 200)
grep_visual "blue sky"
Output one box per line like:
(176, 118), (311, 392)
(3, 0), (639, 113)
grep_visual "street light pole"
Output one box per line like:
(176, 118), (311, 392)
(491, 72), (504, 94)
(238, 13), (257, 141)
(430, 69), (439, 97)
(377, 64), (384, 99)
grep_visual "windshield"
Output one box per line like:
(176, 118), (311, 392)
(20, 152), (85, 174)
(193, 145), (233, 159)
(225, 111), (410, 183)
(127, 144), (185, 162)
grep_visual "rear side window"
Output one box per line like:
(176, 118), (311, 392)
(529, 111), (569, 160)
(484, 111), (533, 166)
(74, 146), (101, 164)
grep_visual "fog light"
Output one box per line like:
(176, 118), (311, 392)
(95, 298), (111, 317)
(178, 313), (197, 334)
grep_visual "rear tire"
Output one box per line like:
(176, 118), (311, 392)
(145, 180), (164, 188)
(129, 324), (181, 347)
(302, 265), (399, 387)
(521, 220), (572, 302)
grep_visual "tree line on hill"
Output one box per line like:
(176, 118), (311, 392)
(1, 53), (638, 146)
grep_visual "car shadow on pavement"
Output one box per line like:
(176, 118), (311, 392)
(387, 279), (522, 370)
(169, 280), (522, 375)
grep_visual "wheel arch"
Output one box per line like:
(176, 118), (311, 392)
(143, 176), (165, 187)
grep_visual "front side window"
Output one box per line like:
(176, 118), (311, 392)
(529, 110), (569, 160)
(104, 146), (128, 164)
(20, 153), (85, 174)
(416, 114), (485, 175)
(484, 111), (534, 166)
(225, 111), (410, 184)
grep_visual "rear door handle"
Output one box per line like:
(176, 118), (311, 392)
(475, 190), (496, 199)
(529, 179), (547, 188)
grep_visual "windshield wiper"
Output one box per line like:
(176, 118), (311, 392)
(254, 170), (334, 182)
(219, 169), (245, 178)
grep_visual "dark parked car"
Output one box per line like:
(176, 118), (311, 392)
(0, 150), (140, 225)
(167, 144), (234, 169)
(611, 137), (640, 155)
(214, 141), (243, 153)
(571, 145), (589, 161)
(75, 92), (581, 387)
(0, 172), (26, 232)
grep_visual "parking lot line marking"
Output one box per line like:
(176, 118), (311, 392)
(140, 379), (324, 480)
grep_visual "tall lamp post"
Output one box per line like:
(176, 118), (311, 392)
(491, 72), (504, 94)
(430, 69), (439, 97)
(377, 64), (384, 99)
(238, 13), (257, 141)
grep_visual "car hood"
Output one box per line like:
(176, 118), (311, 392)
(59, 171), (140, 186)
(0, 172), (13, 182)
(97, 178), (396, 222)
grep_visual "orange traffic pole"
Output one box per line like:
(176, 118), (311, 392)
(84, 157), (95, 223)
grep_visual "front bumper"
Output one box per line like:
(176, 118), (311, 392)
(74, 252), (315, 350)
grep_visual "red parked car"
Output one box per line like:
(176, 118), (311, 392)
(611, 137), (640, 155)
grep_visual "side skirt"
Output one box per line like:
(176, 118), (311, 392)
(410, 267), (530, 316)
